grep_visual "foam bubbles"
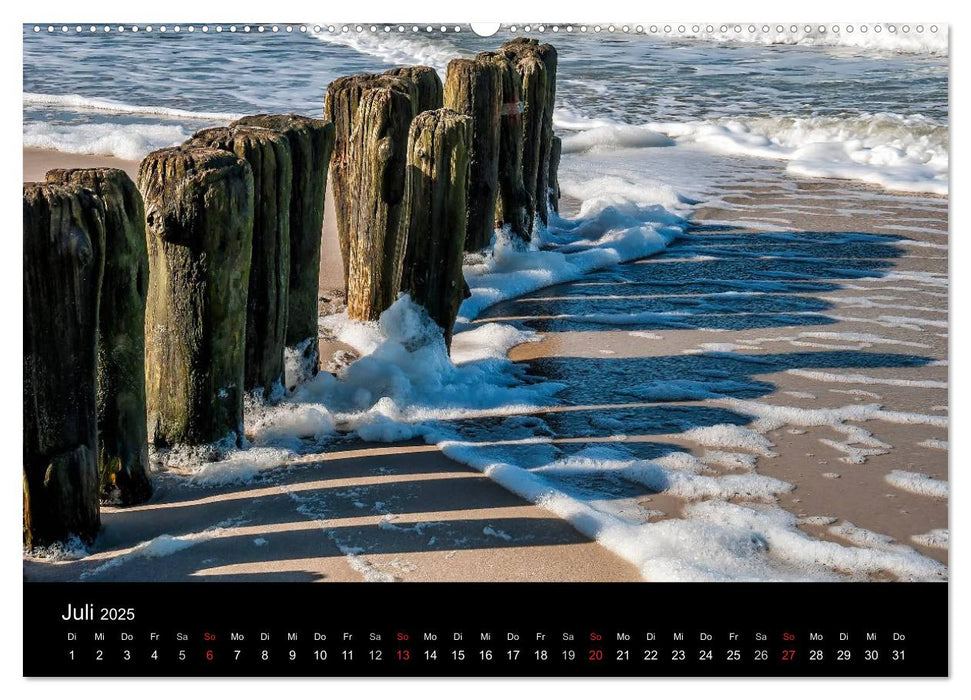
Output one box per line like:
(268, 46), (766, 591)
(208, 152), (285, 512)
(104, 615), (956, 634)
(23, 121), (190, 160)
(885, 470), (949, 499)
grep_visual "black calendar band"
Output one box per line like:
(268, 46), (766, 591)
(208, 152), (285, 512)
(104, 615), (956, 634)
(24, 582), (947, 677)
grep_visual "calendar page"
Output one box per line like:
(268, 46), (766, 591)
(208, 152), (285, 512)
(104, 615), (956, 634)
(22, 19), (949, 678)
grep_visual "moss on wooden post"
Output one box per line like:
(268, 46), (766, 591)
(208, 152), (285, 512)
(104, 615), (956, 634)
(231, 115), (335, 375)
(189, 126), (293, 396)
(46, 168), (152, 506)
(344, 86), (413, 320)
(400, 109), (472, 347)
(444, 57), (502, 252)
(23, 182), (105, 547)
(138, 147), (254, 447)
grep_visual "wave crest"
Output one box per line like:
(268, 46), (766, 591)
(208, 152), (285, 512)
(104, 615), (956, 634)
(24, 92), (240, 121)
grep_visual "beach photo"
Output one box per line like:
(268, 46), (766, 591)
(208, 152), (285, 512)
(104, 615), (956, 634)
(23, 22), (948, 583)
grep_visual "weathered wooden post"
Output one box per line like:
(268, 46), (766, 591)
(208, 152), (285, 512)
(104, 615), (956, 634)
(385, 65), (445, 115)
(530, 41), (558, 227)
(548, 134), (562, 214)
(500, 39), (558, 230)
(444, 56), (501, 252)
(479, 51), (530, 243)
(231, 115), (335, 377)
(400, 109), (472, 347)
(46, 168), (152, 506)
(23, 182), (104, 547)
(188, 126), (292, 397)
(326, 74), (395, 286)
(499, 44), (547, 235)
(325, 67), (443, 288)
(139, 147), (254, 447)
(345, 86), (414, 320)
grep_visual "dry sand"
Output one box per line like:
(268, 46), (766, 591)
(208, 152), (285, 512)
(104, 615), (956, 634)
(23, 147), (948, 581)
(23, 147), (140, 182)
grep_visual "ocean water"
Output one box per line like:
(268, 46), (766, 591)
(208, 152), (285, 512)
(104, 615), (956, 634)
(23, 25), (949, 580)
(24, 24), (948, 192)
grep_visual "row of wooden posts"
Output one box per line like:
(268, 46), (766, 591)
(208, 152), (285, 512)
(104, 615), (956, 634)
(23, 38), (560, 549)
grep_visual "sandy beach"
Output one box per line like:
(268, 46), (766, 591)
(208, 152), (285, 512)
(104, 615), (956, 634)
(23, 145), (947, 582)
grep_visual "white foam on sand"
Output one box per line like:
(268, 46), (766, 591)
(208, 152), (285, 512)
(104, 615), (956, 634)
(786, 369), (947, 389)
(711, 398), (946, 465)
(911, 529), (948, 549)
(681, 424), (777, 456)
(701, 451), (758, 470)
(433, 441), (946, 581)
(81, 532), (214, 579)
(531, 448), (793, 503)
(457, 176), (688, 323)
(183, 447), (297, 487)
(885, 470), (949, 499)
(797, 331), (931, 349)
(721, 397), (948, 432)
(24, 535), (89, 561)
(829, 521), (901, 551)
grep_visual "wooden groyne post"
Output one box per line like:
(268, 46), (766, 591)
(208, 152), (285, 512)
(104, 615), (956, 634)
(189, 126), (293, 396)
(479, 51), (529, 243)
(500, 38), (558, 232)
(324, 74), (392, 286)
(23, 182), (105, 547)
(344, 86), (414, 320)
(324, 66), (443, 311)
(231, 114), (335, 375)
(139, 147), (254, 447)
(46, 168), (152, 506)
(400, 109), (472, 347)
(444, 57), (501, 252)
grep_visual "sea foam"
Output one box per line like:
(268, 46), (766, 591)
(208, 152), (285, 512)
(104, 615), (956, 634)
(23, 121), (191, 161)
(24, 92), (242, 121)
(555, 112), (948, 195)
(311, 29), (466, 75)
